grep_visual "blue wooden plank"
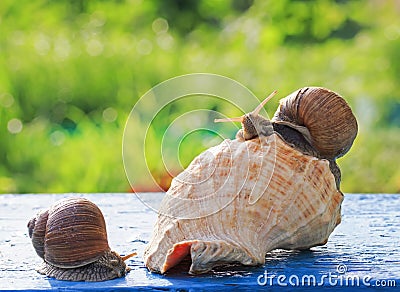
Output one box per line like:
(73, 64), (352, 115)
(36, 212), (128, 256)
(0, 193), (399, 291)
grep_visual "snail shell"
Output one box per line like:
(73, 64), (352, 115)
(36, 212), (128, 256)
(272, 87), (358, 159)
(27, 197), (135, 281)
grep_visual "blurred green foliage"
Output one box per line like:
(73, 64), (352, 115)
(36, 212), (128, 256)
(0, 0), (399, 193)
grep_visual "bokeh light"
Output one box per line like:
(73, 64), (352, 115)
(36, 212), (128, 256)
(0, 0), (399, 193)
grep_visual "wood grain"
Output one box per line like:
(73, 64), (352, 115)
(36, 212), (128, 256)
(0, 193), (398, 290)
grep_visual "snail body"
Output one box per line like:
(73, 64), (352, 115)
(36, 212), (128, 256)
(27, 197), (135, 281)
(144, 87), (357, 274)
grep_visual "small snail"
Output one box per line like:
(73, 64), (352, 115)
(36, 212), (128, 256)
(215, 87), (358, 188)
(27, 197), (136, 281)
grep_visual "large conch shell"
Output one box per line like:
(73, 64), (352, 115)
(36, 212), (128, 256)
(144, 87), (356, 274)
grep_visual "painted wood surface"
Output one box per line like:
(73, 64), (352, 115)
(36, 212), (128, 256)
(0, 193), (399, 291)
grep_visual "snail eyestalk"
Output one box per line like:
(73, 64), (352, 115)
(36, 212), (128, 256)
(215, 90), (277, 124)
(252, 90), (277, 116)
(122, 252), (137, 261)
(214, 117), (243, 123)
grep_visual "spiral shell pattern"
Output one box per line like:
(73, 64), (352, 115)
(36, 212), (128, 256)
(272, 87), (358, 159)
(144, 134), (343, 274)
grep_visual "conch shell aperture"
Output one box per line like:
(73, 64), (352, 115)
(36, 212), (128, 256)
(144, 87), (358, 274)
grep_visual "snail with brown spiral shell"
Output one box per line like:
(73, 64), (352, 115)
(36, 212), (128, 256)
(215, 87), (358, 188)
(27, 197), (136, 281)
(144, 87), (358, 274)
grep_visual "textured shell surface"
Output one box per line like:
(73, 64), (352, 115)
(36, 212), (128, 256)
(28, 209), (49, 260)
(42, 197), (111, 268)
(272, 87), (358, 159)
(144, 133), (343, 274)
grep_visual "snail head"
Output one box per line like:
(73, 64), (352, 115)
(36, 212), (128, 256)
(100, 251), (137, 278)
(215, 90), (277, 140)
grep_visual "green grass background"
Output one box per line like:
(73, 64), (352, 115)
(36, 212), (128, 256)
(1, 0), (399, 193)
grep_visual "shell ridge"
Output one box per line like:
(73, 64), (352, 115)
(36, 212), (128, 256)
(274, 158), (340, 249)
(279, 188), (342, 249)
(256, 143), (322, 250)
(294, 87), (306, 124)
(247, 135), (276, 205)
(188, 239), (263, 274)
(216, 139), (248, 246)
